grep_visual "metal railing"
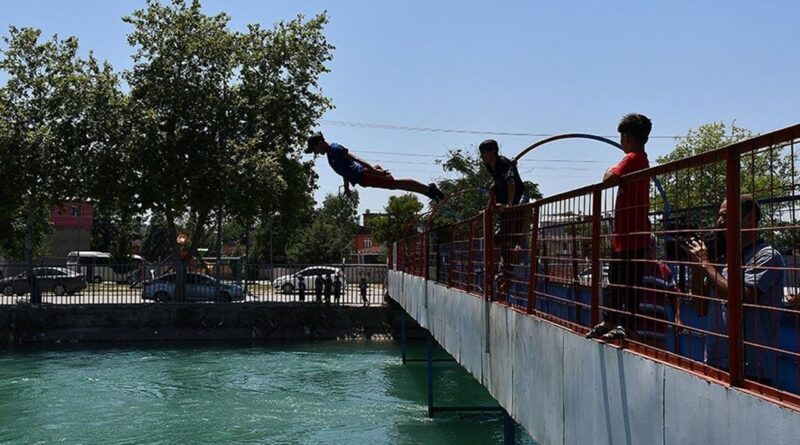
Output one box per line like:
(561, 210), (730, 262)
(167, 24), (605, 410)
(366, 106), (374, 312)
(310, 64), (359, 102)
(0, 262), (387, 307)
(393, 123), (800, 409)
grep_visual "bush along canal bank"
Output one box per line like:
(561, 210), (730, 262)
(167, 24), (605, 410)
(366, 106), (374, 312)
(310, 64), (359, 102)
(0, 299), (426, 345)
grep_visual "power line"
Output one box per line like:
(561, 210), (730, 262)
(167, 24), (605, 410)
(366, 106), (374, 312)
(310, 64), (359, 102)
(355, 149), (607, 163)
(321, 119), (684, 139)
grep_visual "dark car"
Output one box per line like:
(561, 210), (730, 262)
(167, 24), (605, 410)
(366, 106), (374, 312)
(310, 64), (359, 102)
(0, 267), (88, 297)
(142, 272), (247, 302)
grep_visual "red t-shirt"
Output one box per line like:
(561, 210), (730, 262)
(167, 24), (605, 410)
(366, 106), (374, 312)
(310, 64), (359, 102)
(610, 151), (650, 253)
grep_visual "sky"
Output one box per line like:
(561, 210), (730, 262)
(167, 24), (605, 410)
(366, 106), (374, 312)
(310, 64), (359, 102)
(2, 1), (799, 219)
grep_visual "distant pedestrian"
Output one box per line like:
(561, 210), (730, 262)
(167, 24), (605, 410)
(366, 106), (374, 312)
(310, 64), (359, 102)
(359, 276), (369, 306)
(298, 278), (306, 302)
(333, 274), (342, 305)
(323, 274), (332, 305)
(315, 274), (323, 303)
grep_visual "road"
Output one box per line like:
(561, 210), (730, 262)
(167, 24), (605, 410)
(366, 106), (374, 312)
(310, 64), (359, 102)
(0, 281), (388, 306)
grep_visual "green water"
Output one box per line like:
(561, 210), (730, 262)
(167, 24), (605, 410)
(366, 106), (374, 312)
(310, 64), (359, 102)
(0, 342), (535, 444)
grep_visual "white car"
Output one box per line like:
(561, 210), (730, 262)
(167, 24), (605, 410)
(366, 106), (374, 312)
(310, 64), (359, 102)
(272, 266), (345, 294)
(142, 272), (246, 302)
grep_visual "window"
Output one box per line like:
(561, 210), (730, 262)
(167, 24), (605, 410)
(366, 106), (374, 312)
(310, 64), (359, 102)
(71, 205), (83, 217)
(363, 238), (373, 249)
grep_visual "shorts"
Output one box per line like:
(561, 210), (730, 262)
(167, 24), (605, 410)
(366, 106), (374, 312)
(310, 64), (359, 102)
(359, 169), (397, 189)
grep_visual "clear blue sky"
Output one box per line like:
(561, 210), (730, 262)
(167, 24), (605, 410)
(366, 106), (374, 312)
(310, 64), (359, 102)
(2, 1), (798, 218)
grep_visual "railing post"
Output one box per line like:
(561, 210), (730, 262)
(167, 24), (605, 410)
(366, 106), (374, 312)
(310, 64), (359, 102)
(467, 220), (475, 291)
(726, 149), (744, 386)
(527, 206), (539, 314)
(423, 231), (430, 281)
(590, 186), (602, 327)
(484, 207), (495, 301)
(449, 225), (456, 287)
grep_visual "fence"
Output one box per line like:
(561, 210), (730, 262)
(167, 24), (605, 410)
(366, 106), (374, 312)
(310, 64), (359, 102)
(392, 123), (800, 409)
(0, 262), (387, 307)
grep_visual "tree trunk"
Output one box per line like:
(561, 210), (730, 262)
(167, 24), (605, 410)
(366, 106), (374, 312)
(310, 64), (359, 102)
(164, 209), (186, 302)
(214, 209), (223, 297)
(25, 197), (41, 304)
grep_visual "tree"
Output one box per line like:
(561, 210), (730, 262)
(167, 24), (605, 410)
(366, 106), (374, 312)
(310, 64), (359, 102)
(435, 148), (542, 224)
(0, 27), (109, 301)
(286, 193), (359, 263)
(141, 213), (173, 262)
(656, 122), (795, 252)
(368, 194), (424, 245)
(122, 0), (333, 295)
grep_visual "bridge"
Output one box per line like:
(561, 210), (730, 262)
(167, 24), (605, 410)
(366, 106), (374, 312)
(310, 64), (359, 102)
(387, 124), (800, 444)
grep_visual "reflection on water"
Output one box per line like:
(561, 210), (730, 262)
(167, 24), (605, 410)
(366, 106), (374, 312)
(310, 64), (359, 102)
(0, 342), (535, 445)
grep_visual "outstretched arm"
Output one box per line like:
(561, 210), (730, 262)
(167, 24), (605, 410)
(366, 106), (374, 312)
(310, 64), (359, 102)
(506, 179), (516, 206)
(346, 151), (375, 171)
(343, 177), (352, 196)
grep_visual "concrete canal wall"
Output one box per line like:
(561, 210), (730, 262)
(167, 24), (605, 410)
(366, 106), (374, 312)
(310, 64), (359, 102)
(388, 270), (800, 445)
(0, 301), (424, 345)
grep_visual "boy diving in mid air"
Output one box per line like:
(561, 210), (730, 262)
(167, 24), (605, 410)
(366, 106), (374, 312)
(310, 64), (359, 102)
(306, 133), (445, 202)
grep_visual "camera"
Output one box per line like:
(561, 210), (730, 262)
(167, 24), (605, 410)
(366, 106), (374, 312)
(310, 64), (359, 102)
(667, 232), (725, 262)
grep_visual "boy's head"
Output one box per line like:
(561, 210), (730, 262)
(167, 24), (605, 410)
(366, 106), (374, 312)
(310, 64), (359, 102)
(478, 139), (500, 164)
(305, 132), (329, 154)
(617, 113), (651, 152)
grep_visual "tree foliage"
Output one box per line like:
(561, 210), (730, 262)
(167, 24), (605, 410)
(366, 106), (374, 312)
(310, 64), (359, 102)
(368, 194), (424, 245)
(123, 0), (332, 261)
(0, 27), (108, 260)
(656, 122), (797, 253)
(657, 122), (793, 213)
(286, 193), (359, 264)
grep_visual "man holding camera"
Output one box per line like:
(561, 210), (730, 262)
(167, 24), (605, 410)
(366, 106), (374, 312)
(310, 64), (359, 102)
(684, 194), (784, 384)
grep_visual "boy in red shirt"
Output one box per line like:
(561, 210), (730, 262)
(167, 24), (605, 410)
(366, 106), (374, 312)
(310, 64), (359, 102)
(586, 113), (652, 341)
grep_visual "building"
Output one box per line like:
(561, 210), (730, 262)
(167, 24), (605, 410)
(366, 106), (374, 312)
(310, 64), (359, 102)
(48, 201), (93, 258)
(351, 209), (386, 264)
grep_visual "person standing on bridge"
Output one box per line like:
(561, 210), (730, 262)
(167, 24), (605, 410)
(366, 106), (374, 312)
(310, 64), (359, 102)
(586, 113), (652, 341)
(306, 133), (445, 202)
(479, 139), (526, 297)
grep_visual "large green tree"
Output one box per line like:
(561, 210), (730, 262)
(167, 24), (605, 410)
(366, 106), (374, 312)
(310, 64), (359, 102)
(286, 193), (359, 264)
(0, 27), (120, 301)
(656, 122), (796, 252)
(122, 0), (333, 291)
(368, 194), (424, 245)
(657, 123), (793, 215)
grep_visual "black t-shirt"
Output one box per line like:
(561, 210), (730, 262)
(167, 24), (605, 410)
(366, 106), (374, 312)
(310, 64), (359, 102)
(485, 155), (524, 205)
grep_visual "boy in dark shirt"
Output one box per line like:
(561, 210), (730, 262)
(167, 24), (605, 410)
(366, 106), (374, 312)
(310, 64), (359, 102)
(359, 276), (369, 306)
(479, 139), (527, 297)
(333, 274), (342, 305)
(323, 274), (332, 306)
(314, 274), (323, 303)
(306, 133), (445, 202)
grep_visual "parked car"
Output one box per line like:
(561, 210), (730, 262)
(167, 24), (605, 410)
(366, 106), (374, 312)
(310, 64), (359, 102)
(142, 272), (246, 302)
(577, 265), (609, 287)
(0, 267), (88, 297)
(272, 266), (345, 294)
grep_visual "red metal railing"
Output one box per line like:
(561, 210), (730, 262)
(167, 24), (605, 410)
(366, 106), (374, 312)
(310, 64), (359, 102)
(394, 123), (800, 409)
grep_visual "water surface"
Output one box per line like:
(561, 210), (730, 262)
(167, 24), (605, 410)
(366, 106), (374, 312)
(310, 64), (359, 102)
(0, 341), (534, 444)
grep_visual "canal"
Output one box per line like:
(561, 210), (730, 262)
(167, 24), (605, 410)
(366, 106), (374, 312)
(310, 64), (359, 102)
(0, 341), (535, 444)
